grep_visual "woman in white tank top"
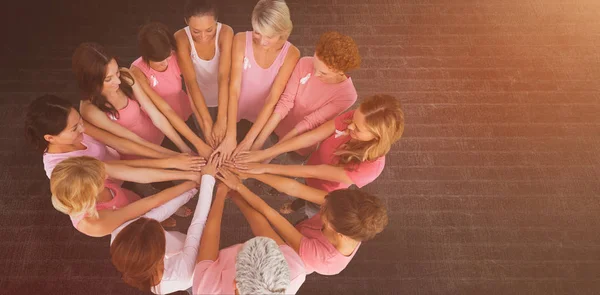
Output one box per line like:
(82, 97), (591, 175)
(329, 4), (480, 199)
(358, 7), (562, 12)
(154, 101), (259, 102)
(174, 0), (234, 150)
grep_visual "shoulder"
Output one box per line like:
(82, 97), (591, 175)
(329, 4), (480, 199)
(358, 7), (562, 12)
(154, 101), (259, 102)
(285, 44), (301, 61)
(218, 24), (234, 42)
(174, 28), (191, 49)
(233, 31), (246, 44)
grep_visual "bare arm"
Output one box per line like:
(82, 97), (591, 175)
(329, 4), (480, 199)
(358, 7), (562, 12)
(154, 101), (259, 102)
(104, 162), (200, 184)
(196, 183), (228, 263)
(235, 46), (300, 154)
(130, 66), (212, 158)
(126, 70), (192, 153)
(247, 173), (328, 205)
(175, 29), (214, 143)
(217, 169), (303, 252)
(210, 32), (245, 161)
(80, 101), (177, 156)
(236, 119), (336, 163)
(212, 25), (234, 145)
(242, 163), (353, 185)
(83, 121), (170, 159)
(78, 181), (198, 237)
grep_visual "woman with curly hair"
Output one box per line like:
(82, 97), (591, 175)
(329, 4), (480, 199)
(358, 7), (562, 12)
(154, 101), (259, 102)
(251, 31), (361, 154)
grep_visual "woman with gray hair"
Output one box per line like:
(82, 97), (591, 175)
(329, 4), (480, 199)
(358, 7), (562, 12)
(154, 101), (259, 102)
(192, 171), (305, 294)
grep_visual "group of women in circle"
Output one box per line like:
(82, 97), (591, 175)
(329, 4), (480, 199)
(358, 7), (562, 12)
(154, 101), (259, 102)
(24, 0), (405, 294)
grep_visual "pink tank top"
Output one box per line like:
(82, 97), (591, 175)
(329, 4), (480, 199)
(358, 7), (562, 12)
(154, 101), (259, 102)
(237, 31), (291, 123)
(70, 180), (141, 230)
(131, 52), (193, 121)
(108, 97), (165, 158)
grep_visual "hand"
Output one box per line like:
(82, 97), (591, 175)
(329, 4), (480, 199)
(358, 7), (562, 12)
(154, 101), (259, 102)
(119, 68), (137, 86)
(211, 118), (227, 147)
(201, 154), (218, 176)
(186, 171), (202, 184)
(215, 168), (242, 191)
(223, 161), (267, 175)
(234, 150), (268, 164)
(232, 138), (253, 158)
(169, 154), (206, 171)
(194, 141), (214, 159)
(211, 134), (237, 165)
(221, 164), (250, 180)
(203, 126), (217, 149)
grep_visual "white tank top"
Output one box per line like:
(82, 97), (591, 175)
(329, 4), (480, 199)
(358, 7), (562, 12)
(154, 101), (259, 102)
(184, 22), (222, 107)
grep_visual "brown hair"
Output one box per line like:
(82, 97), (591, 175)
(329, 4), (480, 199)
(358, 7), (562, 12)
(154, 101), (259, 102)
(321, 189), (388, 241)
(184, 0), (219, 21)
(50, 156), (106, 218)
(25, 94), (74, 152)
(335, 94), (405, 165)
(138, 22), (177, 63)
(110, 217), (166, 292)
(72, 42), (135, 119)
(315, 31), (361, 72)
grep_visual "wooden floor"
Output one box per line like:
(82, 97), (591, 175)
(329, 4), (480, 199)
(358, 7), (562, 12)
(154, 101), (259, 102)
(2, 0), (600, 294)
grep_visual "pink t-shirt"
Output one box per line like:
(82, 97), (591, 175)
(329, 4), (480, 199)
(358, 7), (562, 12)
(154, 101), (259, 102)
(237, 31), (292, 123)
(43, 134), (120, 179)
(193, 243), (306, 294)
(131, 52), (193, 121)
(273, 56), (357, 138)
(69, 180), (141, 231)
(295, 214), (360, 275)
(305, 110), (386, 192)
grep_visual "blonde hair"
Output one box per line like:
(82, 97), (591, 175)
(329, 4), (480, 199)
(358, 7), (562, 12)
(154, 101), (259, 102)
(335, 95), (405, 165)
(50, 156), (106, 218)
(251, 0), (293, 38)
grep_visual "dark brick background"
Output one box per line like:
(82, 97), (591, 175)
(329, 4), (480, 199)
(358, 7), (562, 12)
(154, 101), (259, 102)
(1, 0), (599, 294)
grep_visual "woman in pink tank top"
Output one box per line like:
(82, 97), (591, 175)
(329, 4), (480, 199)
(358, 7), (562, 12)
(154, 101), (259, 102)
(131, 22), (215, 159)
(50, 156), (200, 238)
(212, 0), (300, 163)
(217, 169), (387, 277)
(72, 42), (194, 159)
(174, 0), (234, 149)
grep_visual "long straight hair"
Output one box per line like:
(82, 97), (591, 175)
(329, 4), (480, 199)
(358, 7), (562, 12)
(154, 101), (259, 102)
(72, 42), (135, 119)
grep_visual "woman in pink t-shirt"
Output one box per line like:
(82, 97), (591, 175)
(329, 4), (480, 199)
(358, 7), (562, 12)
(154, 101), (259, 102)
(252, 31), (361, 153)
(131, 22), (213, 158)
(189, 166), (306, 294)
(73, 42), (193, 158)
(212, 0), (300, 162)
(50, 156), (200, 238)
(218, 169), (388, 276)
(234, 95), (405, 213)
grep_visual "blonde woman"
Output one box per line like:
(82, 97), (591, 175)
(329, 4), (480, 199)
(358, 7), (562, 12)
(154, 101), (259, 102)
(233, 95), (405, 215)
(212, 0), (300, 161)
(50, 156), (199, 237)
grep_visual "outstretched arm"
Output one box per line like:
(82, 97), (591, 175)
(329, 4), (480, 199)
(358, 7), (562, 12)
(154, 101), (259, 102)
(130, 66), (213, 158)
(234, 163), (353, 187)
(216, 169), (303, 253)
(235, 119), (335, 164)
(83, 121), (170, 159)
(234, 46), (300, 155)
(80, 101), (177, 156)
(175, 29), (214, 147)
(196, 183), (228, 263)
(245, 173), (327, 205)
(79, 181), (198, 237)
